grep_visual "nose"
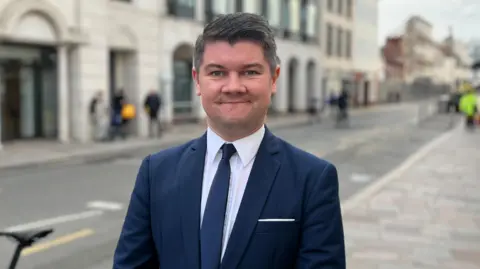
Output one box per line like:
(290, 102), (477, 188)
(222, 73), (246, 93)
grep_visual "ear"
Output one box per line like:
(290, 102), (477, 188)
(271, 65), (280, 95)
(192, 67), (201, 96)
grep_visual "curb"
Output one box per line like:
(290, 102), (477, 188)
(0, 117), (310, 171)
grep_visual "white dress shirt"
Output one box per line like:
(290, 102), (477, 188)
(200, 125), (265, 259)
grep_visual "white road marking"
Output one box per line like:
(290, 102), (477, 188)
(5, 210), (103, 232)
(87, 200), (123, 211)
(350, 173), (373, 183)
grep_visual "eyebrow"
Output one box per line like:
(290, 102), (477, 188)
(204, 64), (225, 70)
(242, 63), (264, 70)
(204, 63), (264, 70)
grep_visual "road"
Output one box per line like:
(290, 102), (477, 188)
(0, 103), (459, 269)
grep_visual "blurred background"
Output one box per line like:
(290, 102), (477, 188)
(0, 0), (479, 268)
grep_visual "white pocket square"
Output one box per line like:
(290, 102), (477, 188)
(258, 218), (295, 222)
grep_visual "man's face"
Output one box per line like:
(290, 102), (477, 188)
(193, 41), (280, 129)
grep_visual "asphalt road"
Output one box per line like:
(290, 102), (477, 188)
(0, 104), (459, 269)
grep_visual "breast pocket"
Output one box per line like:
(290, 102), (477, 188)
(255, 221), (299, 234)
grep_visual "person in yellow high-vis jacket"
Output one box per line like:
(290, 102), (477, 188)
(459, 85), (477, 129)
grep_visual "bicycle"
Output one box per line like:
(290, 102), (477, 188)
(0, 228), (53, 269)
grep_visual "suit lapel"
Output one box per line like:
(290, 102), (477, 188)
(221, 128), (281, 269)
(179, 133), (207, 269)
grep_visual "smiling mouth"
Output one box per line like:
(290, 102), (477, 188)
(220, 101), (250, 104)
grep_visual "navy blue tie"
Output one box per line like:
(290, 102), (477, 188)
(201, 143), (237, 269)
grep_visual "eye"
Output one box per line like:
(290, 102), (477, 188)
(210, 71), (225, 77)
(244, 70), (260, 76)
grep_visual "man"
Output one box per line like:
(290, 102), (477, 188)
(143, 89), (162, 137)
(89, 90), (109, 141)
(113, 13), (345, 269)
(110, 89), (126, 139)
(459, 85), (477, 130)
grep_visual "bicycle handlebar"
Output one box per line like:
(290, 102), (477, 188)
(1, 228), (54, 269)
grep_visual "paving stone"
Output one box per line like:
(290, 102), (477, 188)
(351, 250), (400, 261)
(346, 258), (380, 269)
(450, 249), (480, 265)
(383, 223), (423, 237)
(341, 129), (480, 268)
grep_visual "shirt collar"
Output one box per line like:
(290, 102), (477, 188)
(206, 125), (265, 167)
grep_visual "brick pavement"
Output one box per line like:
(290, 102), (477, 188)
(342, 124), (480, 269)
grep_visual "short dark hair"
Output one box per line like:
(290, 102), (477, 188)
(193, 12), (278, 75)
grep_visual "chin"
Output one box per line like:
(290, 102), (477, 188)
(219, 115), (251, 126)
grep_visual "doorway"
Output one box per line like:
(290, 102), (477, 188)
(363, 81), (370, 106)
(0, 45), (58, 142)
(172, 44), (196, 123)
(1, 61), (21, 141)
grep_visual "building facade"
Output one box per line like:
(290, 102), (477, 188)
(352, 0), (380, 106)
(0, 0), (322, 146)
(381, 16), (471, 91)
(382, 36), (405, 81)
(469, 40), (480, 84)
(321, 0), (355, 100)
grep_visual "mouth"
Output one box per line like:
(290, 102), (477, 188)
(219, 101), (250, 104)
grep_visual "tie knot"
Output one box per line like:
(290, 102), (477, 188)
(221, 143), (237, 161)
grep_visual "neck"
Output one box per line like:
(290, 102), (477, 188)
(207, 118), (265, 142)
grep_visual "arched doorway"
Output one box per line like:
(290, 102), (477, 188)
(287, 58), (298, 113)
(0, 8), (65, 142)
(306, 60), (316, 107)
(172, 44), (194, 121)
(108, 24), (138, 135)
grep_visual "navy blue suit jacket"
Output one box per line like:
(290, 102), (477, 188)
(113, 128), (345, 269)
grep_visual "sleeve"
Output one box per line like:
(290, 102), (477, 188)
(113, 156), (159, 268)
(296, 163), (346, 269)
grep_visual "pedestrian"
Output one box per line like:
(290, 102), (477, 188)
(110, 89), (125, 140)
(336, 89), (349, 128)
(113, 13), (345, 269)
(89, 91), (109, 141)
(308, 97), (319, 124)
(459, 84), (477, 130)
(143, 89), (162, 137)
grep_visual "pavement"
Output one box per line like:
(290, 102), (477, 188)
(342, 123), (480, 268)
(0, 101), (460, 269)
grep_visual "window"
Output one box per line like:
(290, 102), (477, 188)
(346, 0), (352, 18)
(266, 0), (281, 28)
(167, 0), (195, 18)
(346, 30), (352, 58)
(327, 0), (333, 11)
(327, 24), (333, 56)
(235, 0), (243, 12)
(289, 0), (300, 33)
(300, 0), (317, 41)
(337, 27), (343, 57)
(300, 0), (307, 41)
(243, 0), (259, 13)
(280, 0), (290, 33)
(306, 1), (317, 38)
(205, 0), (227, 22)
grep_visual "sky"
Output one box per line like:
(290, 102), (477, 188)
(378, 0), (480, 45)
